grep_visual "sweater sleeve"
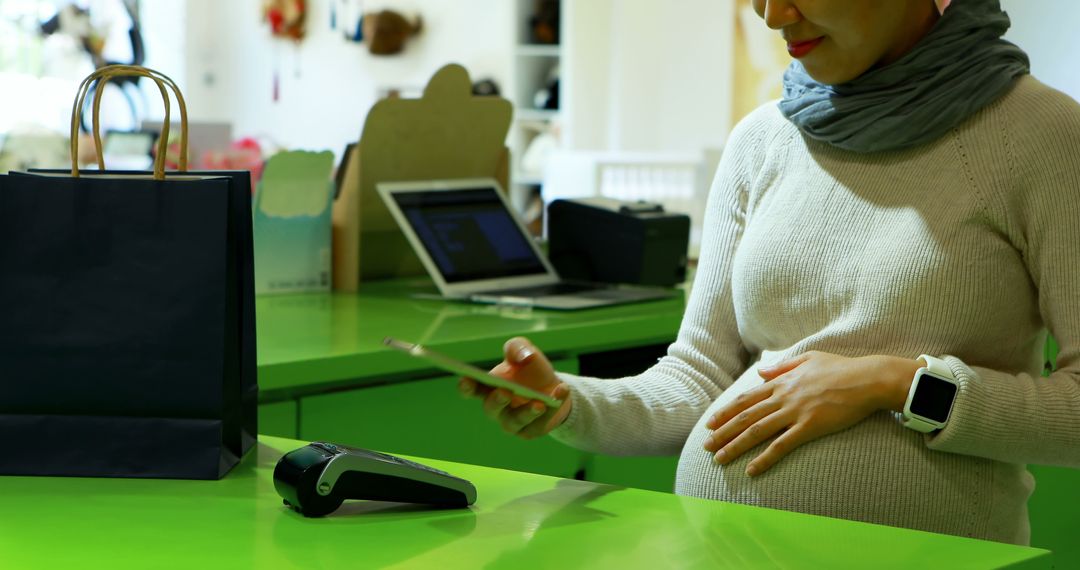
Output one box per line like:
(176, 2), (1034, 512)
(925, 86), (1080, 467)
(547, 114), (767, 456)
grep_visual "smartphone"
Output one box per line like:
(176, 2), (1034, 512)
(382, 337), (562, 408)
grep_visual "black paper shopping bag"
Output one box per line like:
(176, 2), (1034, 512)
(0, 65), (257, 479)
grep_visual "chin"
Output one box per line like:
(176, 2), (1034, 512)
(800, 62), (859, 85)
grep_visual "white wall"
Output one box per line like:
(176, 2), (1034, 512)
(567, 0), (734, 153)
(610, 0), (733, 153)
(151, 0), (732, 158)
(178, 0), (512, 156)
(562, 0), (612, 151)
(1002, 0), (1080, 101)
(138, 1), (186, 120)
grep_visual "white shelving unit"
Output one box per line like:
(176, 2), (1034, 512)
(509, 0), (565, 223)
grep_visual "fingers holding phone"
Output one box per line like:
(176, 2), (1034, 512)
(458, 337), (573, 439)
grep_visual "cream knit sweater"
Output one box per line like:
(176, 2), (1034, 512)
(550, 75), (1080, 545)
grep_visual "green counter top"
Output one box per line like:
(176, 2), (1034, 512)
(0, 437), (1051, 569)
(256, 278), (685, 397)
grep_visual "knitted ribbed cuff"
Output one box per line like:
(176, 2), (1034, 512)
(924, 355), (1003, 456)
(546, 372), (591, 448)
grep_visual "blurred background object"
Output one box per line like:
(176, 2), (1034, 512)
(200, 137), (267, 193)
(472, 77), (501, 97)
(0, 129), (70, 172)
(541, 149), (721, 258)
(263, 0), (307, 41)
(362, 9), (422, 56)
(528, 0), (559, 44)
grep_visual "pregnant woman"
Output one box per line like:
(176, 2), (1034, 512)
(461, 0), (1080, 544)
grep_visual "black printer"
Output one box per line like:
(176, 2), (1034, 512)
(547, 198), (690, 287)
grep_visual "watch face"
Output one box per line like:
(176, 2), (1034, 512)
(910, 373), (958, 423)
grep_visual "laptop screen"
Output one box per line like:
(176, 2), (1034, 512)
(390, 187), (548, 283)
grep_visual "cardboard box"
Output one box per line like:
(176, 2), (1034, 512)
(332, 64), (512, 291)
(254, 150), (335, 294)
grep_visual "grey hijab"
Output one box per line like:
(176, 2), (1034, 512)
(778, 0), (1030, 153)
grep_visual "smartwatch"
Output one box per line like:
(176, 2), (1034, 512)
(902, 354), (960, 433)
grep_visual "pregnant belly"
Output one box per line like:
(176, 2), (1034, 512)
(674, 372), (1027, 540)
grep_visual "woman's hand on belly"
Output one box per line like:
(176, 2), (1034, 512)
(702, 351), (923, 477)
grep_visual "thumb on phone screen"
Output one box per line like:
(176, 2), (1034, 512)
(499, 337), (562, 405)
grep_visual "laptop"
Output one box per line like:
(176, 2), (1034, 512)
(377, 178), (676, 310)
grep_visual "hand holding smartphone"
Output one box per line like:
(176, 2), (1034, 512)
(382, 337), (563, 408)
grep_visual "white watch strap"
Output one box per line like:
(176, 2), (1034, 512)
(917, 354), (955, 379)
(903, 415), (938, 433)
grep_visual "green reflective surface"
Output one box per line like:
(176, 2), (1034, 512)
(256, 278), (685, 395)
(255, 278), (688, 493)
(0, 437), (1050, 569)
(299, 364), (587, 480)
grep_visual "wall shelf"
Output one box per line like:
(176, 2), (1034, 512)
(510, 0), (565, 220)
(515, 44), (562, 57)
(515, 109), (560, 122)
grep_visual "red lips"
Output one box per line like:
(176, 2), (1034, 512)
(787, 37), (824, 58)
